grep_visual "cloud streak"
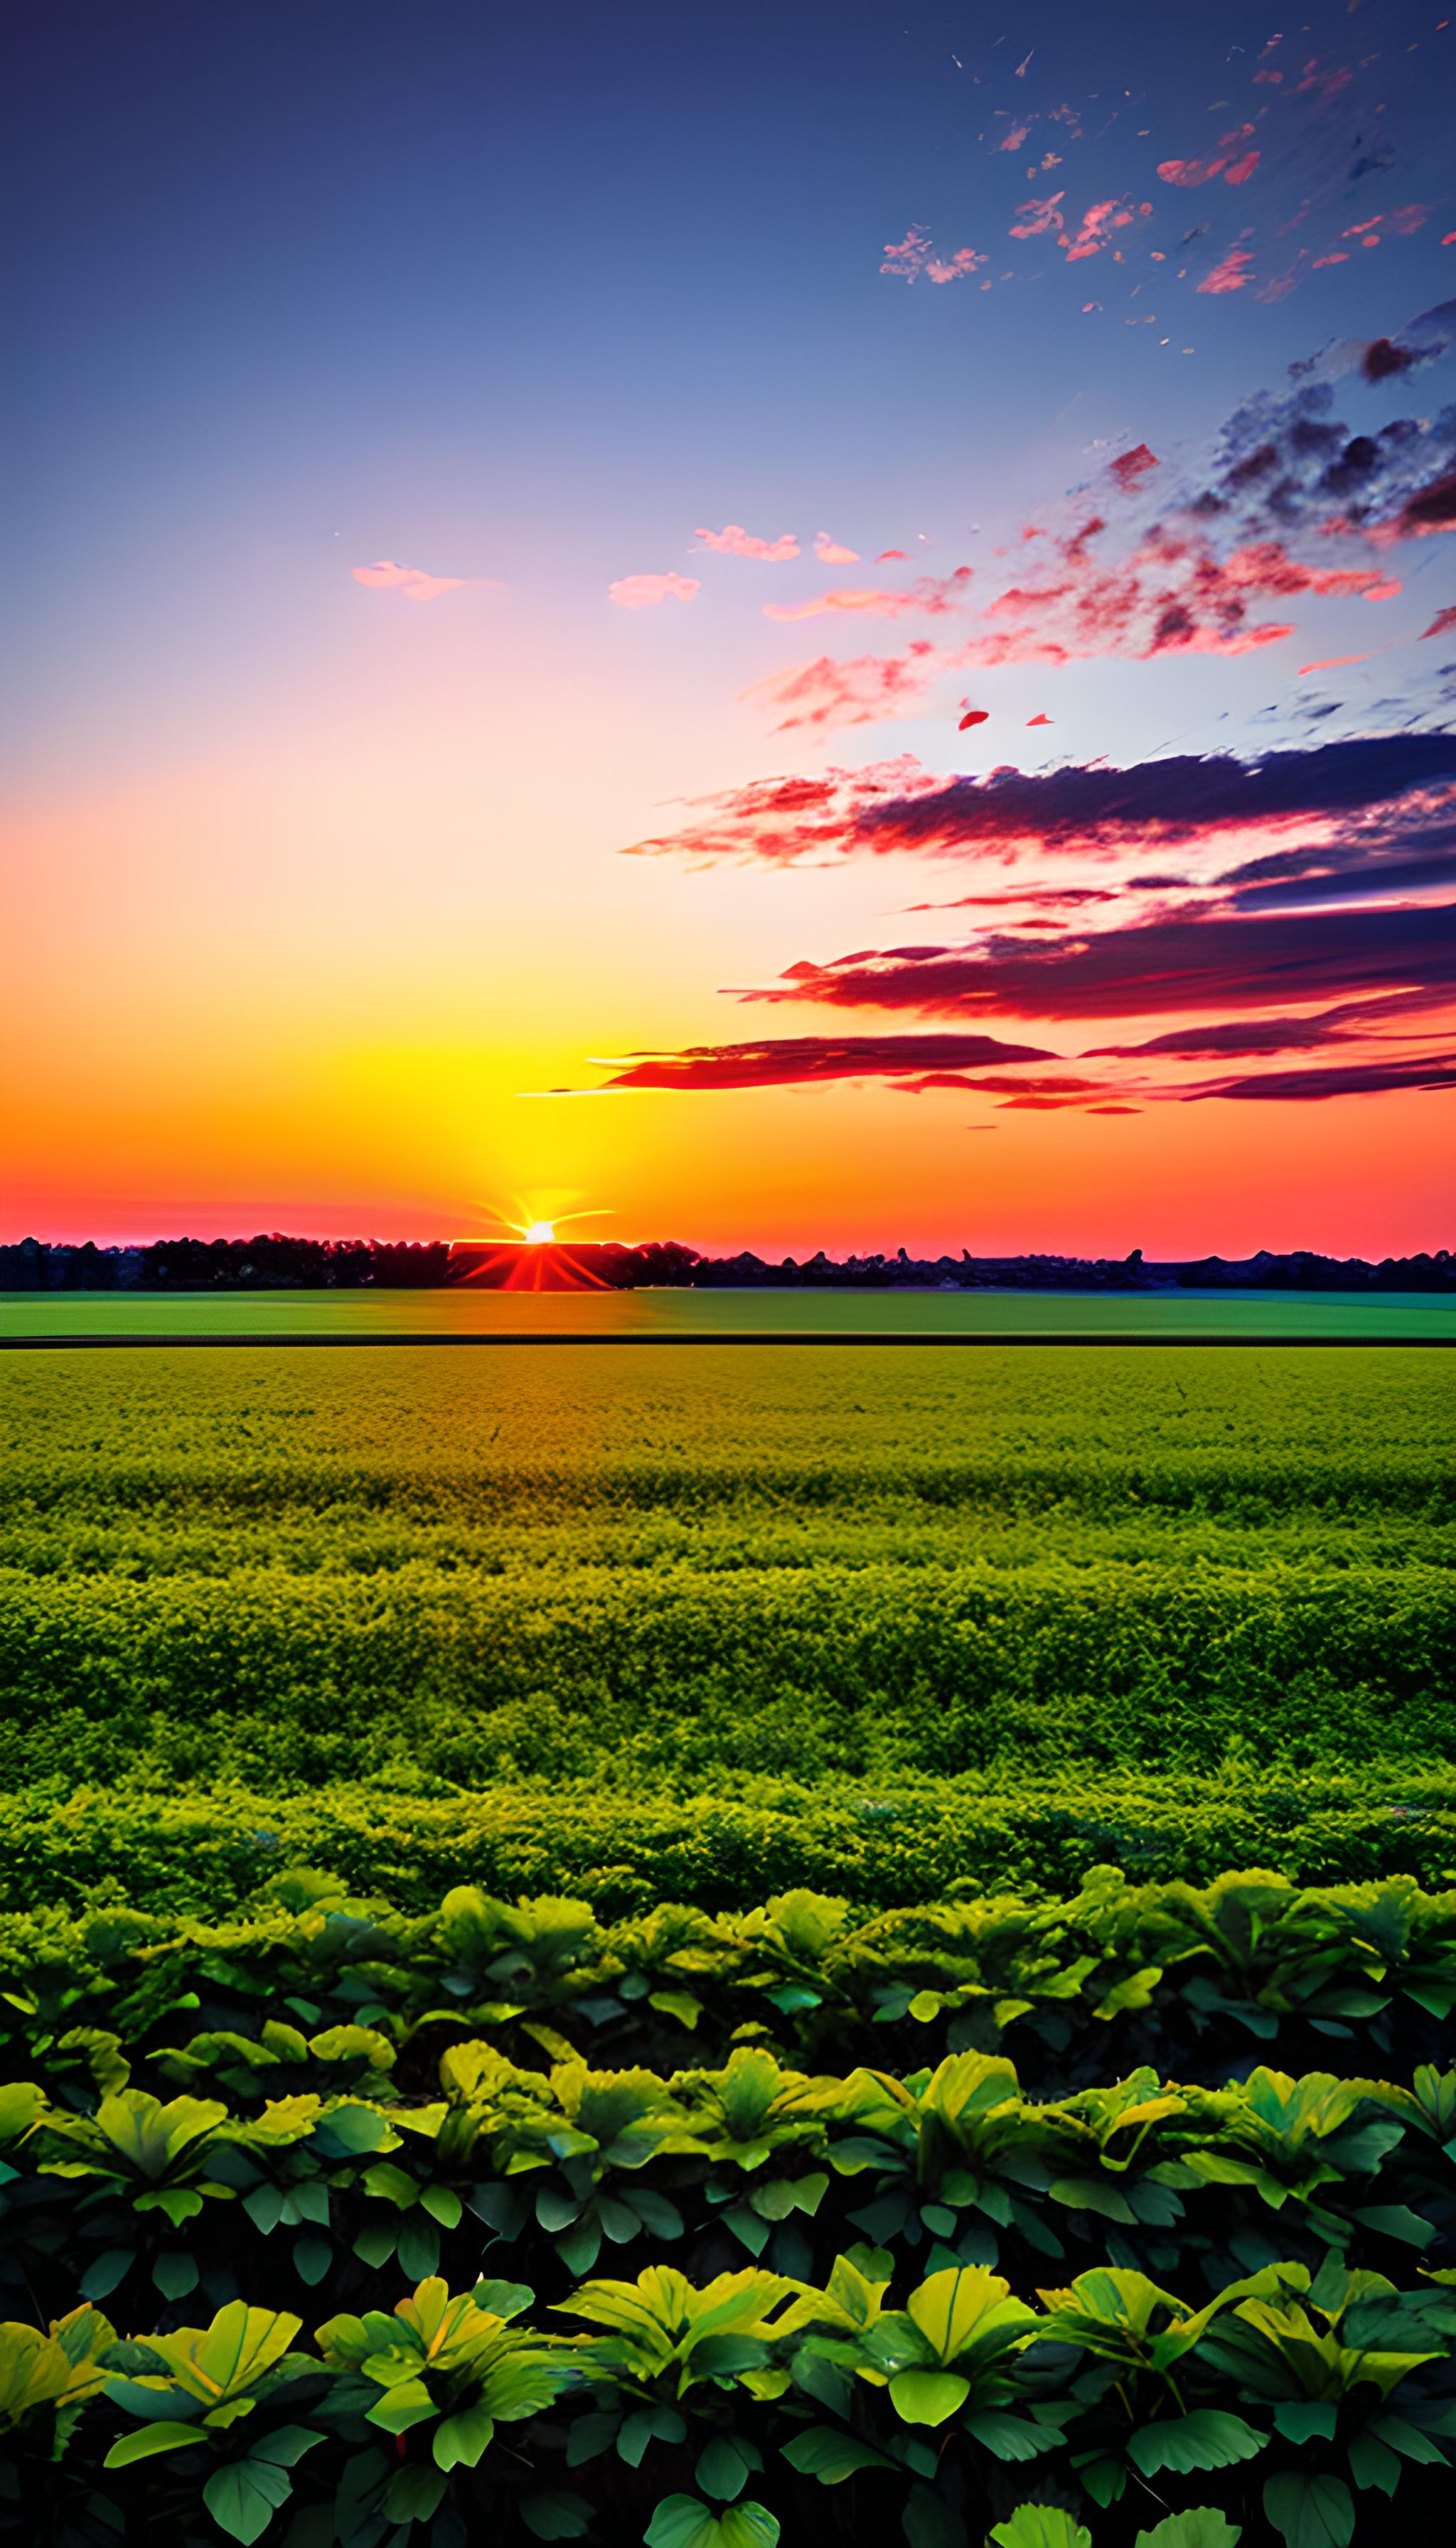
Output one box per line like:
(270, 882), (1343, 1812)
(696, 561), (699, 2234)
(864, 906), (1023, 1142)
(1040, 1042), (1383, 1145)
(581, 1032), (1055, 1093)
(753, 901), (1456, 1024)
(609, 572), (701, 609)
(762, 570), (973, 624)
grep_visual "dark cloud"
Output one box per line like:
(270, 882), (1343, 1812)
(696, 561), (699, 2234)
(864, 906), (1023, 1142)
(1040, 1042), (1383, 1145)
(1185, 296), (1456, 545)
(851, 733), (1456, 862)
(635, 734), (1456, 872)
(749, 901), (1456, 1024)
(1085, 987), (1452, 1060)
(1186, 1053), (1456, 1102)
(581, 1032), (1055, 1093)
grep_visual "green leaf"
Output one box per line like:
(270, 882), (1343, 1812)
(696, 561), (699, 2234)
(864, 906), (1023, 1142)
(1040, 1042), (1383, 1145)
(365, 2375), (437, 2434)
(716, 2508), (779, 2548)
(1134, 2516), (1242, 2548)
(383, 2463), (448, 2522)
(292, 2236), (333, 2286)
(434, 2404), (496, 2471)
(103, 2423), (203, 2469)
(645, 2495), (722, 2548)
(964, 2411), (1064, 2461)
(781, 2429), (894, 2483)
(990, 2511), (1091, 2548)
(889, 2370), (971, 2426)
(522, 2495), (594, 2540)
(1353, 2205), (1435, 2248)
(1128, 2413), (1264, 2476)
(1274, 2403), (1337, 2443)
(473, 2277), (535, 2320)
(80, 2250), (135, 2301)
(202, 2457), (294, 2546)
(697, 2436), (753, 2502)
(1263, 2473), (1355, 2548)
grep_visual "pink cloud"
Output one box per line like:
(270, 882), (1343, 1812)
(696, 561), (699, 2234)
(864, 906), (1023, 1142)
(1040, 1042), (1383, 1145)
(695, 523), (800, 562)
(740, 642), (945, 733)
(623, 757), (943, 864)
(608, 571), (701, 609)
(924, 247), (989, 284)
(352, 560), (467, 601)
(881, 225), (932, 279)
(1010, 191), (1149, 264)
(880, 225), (985, 284)
(1420, 605), (1456, 641)
(1156, 127), (1260, 188)
(1199, 239), (1256, 295)
(813, 532), (861, 564)
(763, 570), (973, 624)
(877, 549), (909, 562)
(1297, 654), (1372, 675)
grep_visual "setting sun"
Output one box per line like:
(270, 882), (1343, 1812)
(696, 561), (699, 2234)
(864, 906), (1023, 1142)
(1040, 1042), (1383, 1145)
(523, 1220), (556, 1244)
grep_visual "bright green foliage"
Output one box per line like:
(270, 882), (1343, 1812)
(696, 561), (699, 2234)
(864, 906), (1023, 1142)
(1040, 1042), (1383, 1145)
(316, 2273), (575, 2468)
(3, 1349), (1451, 1852)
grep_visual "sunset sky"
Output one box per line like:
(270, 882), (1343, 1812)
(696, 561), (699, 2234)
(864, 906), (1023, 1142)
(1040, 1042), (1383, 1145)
(5, 0), (1455, 1258)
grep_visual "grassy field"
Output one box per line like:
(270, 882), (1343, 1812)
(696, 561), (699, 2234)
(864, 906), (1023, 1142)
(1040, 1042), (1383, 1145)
(4, 1283), (1454, 1337)
(3, 1344), (1450, 1892)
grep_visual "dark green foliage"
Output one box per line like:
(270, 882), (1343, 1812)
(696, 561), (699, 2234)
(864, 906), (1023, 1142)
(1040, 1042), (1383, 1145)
(2, 1868), (1455, 2100)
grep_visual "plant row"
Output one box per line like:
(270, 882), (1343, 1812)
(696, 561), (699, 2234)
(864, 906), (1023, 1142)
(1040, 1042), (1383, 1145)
(4, 1869), (1454, 2102)
(6, 1561), (1451, 1798)
(6, 2249), (1456, 2547)
(6, 1780), (1456, 1913)
(6, 2018), (1456, 2327)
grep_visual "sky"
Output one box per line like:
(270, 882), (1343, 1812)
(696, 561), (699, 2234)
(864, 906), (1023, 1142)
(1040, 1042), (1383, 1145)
(4, 0), (1455, 1259)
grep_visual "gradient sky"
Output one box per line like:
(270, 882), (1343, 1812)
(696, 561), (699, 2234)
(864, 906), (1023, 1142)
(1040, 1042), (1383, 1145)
(5, 0), (1455, 1258)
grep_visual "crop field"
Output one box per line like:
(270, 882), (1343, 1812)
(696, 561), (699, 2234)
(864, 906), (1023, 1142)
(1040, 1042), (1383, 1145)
(4, 1339), (1456, 2544)
(2, 1342), (1452, 1904)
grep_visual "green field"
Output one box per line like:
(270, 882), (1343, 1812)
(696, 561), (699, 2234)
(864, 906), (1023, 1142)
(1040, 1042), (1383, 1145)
(6, 1334), (1456, 2548)
(3, 1339), (1452, 1904)
(4, 1283), (1453, 1337)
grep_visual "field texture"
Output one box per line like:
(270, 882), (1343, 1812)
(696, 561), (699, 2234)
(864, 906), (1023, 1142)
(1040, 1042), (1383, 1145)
(2, 1344), (1452, 1903)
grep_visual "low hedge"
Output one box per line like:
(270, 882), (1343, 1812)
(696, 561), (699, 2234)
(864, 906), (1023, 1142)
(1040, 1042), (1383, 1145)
(3, 1866), (1454, 2107)
(3, 1774), (1455, 1917)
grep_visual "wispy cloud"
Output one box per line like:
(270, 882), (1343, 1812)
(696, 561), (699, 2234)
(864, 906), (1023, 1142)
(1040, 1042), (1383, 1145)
(739, 643), (945, 732)
(608, 572), (701, 609)
(352, 560), (469, 601)
(746, 901), (1456, 1025)
(695, 524), (800, 561)
(763, 570), (973, 624)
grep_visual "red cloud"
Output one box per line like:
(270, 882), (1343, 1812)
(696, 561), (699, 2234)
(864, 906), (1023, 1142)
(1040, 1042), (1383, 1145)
(352, 560), (466, 601)
(1421, 605), (1456, 641)
(609, 571), (700, 609)
(740, 643), (945, 732)
(764, 571), (973, 624)
(695, 524), (800, 562)
(877, 549), (909, 562)
(1108, 444), (1160, 493)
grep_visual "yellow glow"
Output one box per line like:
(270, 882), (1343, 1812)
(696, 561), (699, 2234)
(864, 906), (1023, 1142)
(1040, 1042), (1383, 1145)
(523, 1219), (556, 1244)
